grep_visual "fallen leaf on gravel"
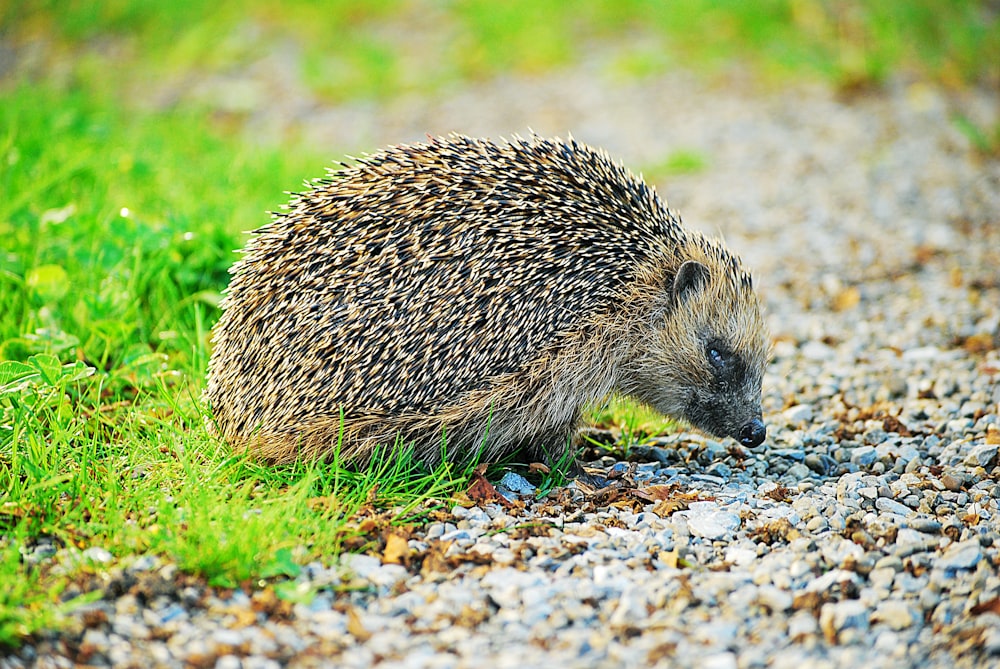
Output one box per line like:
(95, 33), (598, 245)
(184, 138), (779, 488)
(250, 588), (293, 620)
(607, 462), (637, 480)
(647, 641), (678, 664)
(959, 332), (997, 354)
(633, 484), (680, 501)
(467, 464), (513, 508)
(635, 485), (708, 517)
(506, 522), (555, 540)
(648, 498), (686, 517)
(346, 607), (372, 641)
(657, 548), (679, 568)
(971, 597), (1000, 615)
(583, 484), (625, 506)
(80, 608), (108, 629)
(765, 484), (793, 502)
(382, 531), (410, 565)
(455, 603), (491, 627)
(749, 518), (801, 545)
(306, 494), (343, 513)
(792, 590), (835, 615)
(228, 605), (258, 629)
(610, 497), (645, 512)
(419, 540), (451, 576)
(881, 414), (912, 436)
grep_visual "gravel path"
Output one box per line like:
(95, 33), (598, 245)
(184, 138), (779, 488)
(7, 57), (1000, 668)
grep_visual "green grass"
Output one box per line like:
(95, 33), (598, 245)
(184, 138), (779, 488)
(0, 85), (473, 645)
(1, 0), (998, 649)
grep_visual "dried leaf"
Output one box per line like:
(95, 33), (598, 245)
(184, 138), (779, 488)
(766, 484), (793, 502)
(382, 532), (410, 565)
(750, 518), (801, 545)
(650, 499), (687, 517)
(881, 414), (912, 437)
(639, 485), (705, 517)
(467, 467), (513, 508)
(250, 587), (293, 620)
(585, 485), (624, 506)
(420, 541), (451, 577)
(971, 597), (1000, 616)
(635, 484), (681, 501)
(962, 332), (997, 354)
(455, 603), (490, 627)
(575, 477), (599, 496)
(657, 548), (679, 568)
(346, 607), (372, 641)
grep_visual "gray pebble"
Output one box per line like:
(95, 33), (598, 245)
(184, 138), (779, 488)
(872, 600), (918, 630)
(820, 600), (870, 640)
(875, 496), (913, 517)
(850, 446), (878, 467)
(965, 443), (998, 468)
(683, 503), (742, 540)
(782, 405), (814, 424)
(498, 471), (536, 495)
(936, 539), (982, 572)
(907, 517), (942, 533)
(805, 454), (838, 475)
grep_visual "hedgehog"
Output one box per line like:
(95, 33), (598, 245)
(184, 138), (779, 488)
(206, 134), (770, 471)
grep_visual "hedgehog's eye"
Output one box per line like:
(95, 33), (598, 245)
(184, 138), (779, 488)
(707, 346), (728, 370)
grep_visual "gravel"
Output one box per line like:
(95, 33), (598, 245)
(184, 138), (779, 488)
(5, 44), (1000, 669)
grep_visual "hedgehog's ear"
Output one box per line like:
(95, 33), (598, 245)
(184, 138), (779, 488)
(673, 260), (710, 304)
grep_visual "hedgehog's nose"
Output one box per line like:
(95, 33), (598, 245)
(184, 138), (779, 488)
(738, 418), (766, 448)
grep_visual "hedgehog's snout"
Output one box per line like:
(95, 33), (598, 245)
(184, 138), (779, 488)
(737, 417), (766, 448)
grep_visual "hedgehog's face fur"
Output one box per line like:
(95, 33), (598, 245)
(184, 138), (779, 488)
(629, 253), (770, 448)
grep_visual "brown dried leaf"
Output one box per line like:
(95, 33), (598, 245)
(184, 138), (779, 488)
(650, 499), (687, 517)
(971, 597), (1000, 616)
(346, 607), (372, 642)
(750, 518), (801, 545)
(607, 462), (637, 481)
(610, 497), (645, 512)
(961, 332), (997, 354)
(382, 532), (410, 565)
(528, 462), (551, 474)
(586, 485), (624, 506)
(634, 484), (680, 502)
(250, 588), (293, 620)
(792, 590), (823, 614)
(455, 603), (490, 628)
(306, 495), (337, 512)
(420, 541), (451, 577)
(466, 466), (513, 508)
(766, 484), (793, 503)
(881, 414), (912, 437)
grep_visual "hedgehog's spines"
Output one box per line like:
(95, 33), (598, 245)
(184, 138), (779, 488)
(206, 133), (769, 467)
